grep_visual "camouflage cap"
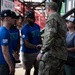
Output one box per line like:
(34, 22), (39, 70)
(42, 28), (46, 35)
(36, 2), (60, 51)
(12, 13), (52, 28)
(45, 2), (57, 9)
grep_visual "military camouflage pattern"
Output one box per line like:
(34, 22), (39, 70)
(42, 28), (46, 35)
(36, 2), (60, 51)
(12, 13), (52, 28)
(38, 12), (67, 75)
(41, 13), (67, 60)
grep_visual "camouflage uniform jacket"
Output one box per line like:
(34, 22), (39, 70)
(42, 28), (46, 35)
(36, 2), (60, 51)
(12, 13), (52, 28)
(41, 12), (67, 60)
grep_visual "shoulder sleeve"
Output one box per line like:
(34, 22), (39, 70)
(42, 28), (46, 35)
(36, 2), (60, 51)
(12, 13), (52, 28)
(21, 27), (28, 40)
(36, 23), (40, 30)
(47, 18), (57, 33)
(38, 24), (41, 32)
(41, 18), (58, 52)
(36, 24), (41, 36)
(1, 32), (9, 46)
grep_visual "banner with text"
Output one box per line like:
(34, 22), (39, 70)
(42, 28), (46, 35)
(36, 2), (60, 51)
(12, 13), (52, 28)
(1, 0), (14, 11)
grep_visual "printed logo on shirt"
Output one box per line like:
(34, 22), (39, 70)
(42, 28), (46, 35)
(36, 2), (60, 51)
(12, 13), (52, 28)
(31, 30), (40, 38)
(10, 32), (19, 40)
(2, 39), (8, 43)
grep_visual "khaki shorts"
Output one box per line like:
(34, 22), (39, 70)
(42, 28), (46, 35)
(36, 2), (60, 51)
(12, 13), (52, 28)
(21, 52), (39, 70)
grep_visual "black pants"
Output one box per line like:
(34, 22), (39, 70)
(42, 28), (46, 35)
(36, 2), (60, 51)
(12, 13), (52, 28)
(0, 64), (11, 75)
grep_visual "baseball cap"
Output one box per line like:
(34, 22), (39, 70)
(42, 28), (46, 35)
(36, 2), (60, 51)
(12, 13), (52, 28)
(66, 17), (75, 24)
(11, 11), (19, 19)
(25, 11), (35, 18)
(0, 10), (19, 19)
(0, 10), (12, 18)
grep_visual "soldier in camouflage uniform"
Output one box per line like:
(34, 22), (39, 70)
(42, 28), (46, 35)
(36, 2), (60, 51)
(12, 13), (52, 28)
(37, 2), (67, 75)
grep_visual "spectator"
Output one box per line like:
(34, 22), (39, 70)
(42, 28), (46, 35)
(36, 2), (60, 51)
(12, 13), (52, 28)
(21, 10), (42, 75)
(0, 10), (15, 75)
(37, 2), (67, 75)
(16, 15), (24, 30)
(9, 11), (20, 66)
(65, 17), (75, 75)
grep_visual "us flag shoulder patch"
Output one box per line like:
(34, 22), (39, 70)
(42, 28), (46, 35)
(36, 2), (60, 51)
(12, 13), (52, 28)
(2, 39), (8, 43)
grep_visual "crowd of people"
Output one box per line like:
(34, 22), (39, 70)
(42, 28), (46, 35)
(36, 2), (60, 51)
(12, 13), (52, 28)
(0, 1), (75, 75)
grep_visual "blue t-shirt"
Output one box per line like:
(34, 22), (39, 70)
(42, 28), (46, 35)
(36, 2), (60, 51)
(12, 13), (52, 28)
(66, 32), (75, 57)
(0, 26), (13, 64)
(9, 28), (20, 51)
(21, 23), (41, 53)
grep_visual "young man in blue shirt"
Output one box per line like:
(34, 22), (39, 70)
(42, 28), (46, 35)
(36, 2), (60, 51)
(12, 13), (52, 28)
(21, 11), (42, 75)
(0, 10), (15, 75)
(9, 11), (20, 64)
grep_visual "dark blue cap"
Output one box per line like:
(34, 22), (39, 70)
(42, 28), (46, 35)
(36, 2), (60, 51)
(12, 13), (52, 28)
(11, 11), (19, 19)
(0, 10), (12, 17)
(0, 10), (19, 19)
(25, 11), (35, 18)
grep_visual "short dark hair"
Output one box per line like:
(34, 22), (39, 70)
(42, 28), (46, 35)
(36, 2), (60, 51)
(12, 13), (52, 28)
(49, 5), (57, 11)
(46, 2), (58, 11)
